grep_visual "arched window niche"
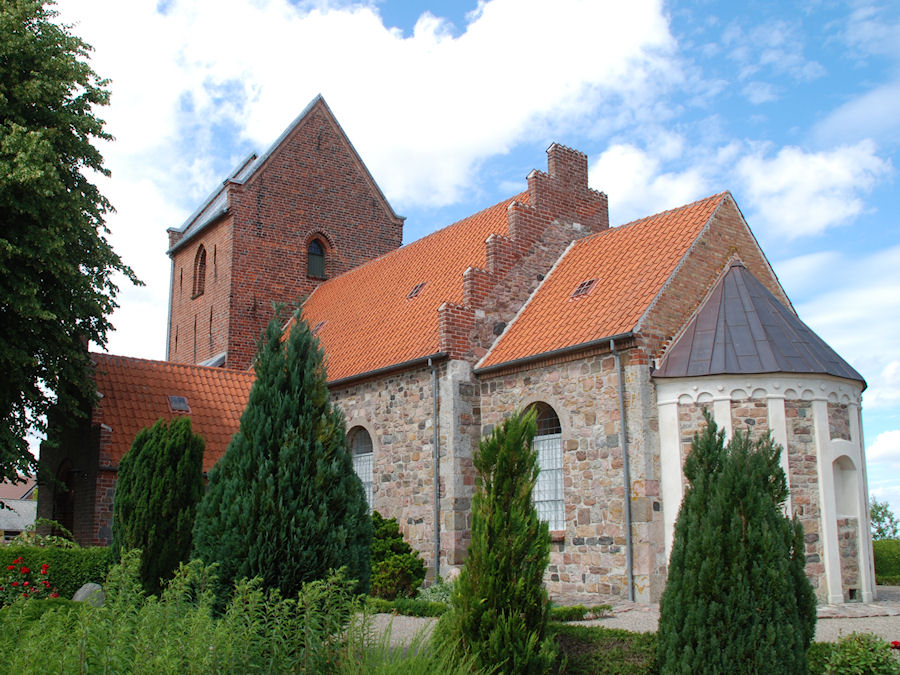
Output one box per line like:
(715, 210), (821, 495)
(349, 426), (374, 511)
(528, 402), (565, 532)
(192, 245), (207, 298)
(307, 238), (326, 279)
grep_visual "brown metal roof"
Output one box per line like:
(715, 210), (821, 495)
(653, 260), (865, 385)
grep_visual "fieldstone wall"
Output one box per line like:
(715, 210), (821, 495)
(828, 402), (851, 441)
(731, 398), (770, 440)
(837, 517), (860, 601)
(784, 399), (825, 596)
(478, 345), (666, 603)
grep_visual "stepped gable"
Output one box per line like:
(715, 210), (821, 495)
(477, 192), (727, 371)
(301, 193), (527, 383)
(653, 259), (866, 384)
(91, 353), (255, 471)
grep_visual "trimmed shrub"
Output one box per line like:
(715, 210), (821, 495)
(369, 510), (426, 600)
(193, 313), (372, 598)
(366, 596), (448, 617)
(0, 546), (109, 599)
(657, 413), (816, 674)
(111, 416), (205, 594)
(874, 539), (900, 578)
(823, 632), (900, 674)
(439, 408), (556, 673)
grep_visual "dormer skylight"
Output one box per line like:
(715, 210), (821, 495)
(167, 395), (191, 413)
(407, 282), (427, 299)
(570, 279), (597, 299)
(312, 321), (326, 335)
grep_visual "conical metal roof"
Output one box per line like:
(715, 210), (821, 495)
(653, 260), (865, 386)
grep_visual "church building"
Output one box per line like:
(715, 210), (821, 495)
(40, 96), (874, 605)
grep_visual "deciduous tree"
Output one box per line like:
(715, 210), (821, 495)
(0, 0), (138, 482)
(870, 497), (899, 541)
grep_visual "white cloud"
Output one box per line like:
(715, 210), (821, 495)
(869, 430), (900, 464)
(735, 141), (892, 238)
(813, 81), (900, 147)
(742, 81), (777, 105)
(721, 19), (824, 83)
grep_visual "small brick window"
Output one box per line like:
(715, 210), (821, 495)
(192, 245), (207, 298)
(530, 402), (564, 531)
(350, 427), (374, 511)
(308, 239), (326, 278)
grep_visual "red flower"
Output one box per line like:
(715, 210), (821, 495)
(49, 593), (59, 598)
(6, 565), (14, 571)
(19, 567), (30, 574)
(23, 581), (29, 587)
(891, 641), (900, 650)
(21, 593), (27, 598)
(11, 581), (18, 587)
(42, 580), (50, 588)
(12, 557), (23, 564)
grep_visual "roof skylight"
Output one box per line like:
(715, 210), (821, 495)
(570, 279), (597, 299)
(167, 395), (191, 413)
(407, 282), (427, 299)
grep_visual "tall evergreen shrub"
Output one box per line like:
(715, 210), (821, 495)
(440, 408), (556, 673)
(111, 417), (204, 594)
(657, 412), (816, 674)
(192, 314), (372, 598)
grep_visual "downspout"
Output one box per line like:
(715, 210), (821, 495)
(428, 358), (440, 581)
(611, 338), (634, 602)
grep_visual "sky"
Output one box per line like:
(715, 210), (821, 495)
(54, 0), (899, 513)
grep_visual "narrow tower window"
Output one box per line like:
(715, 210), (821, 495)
(308, 238), (326, 278)
(350, 427), (374, 511)
(530, 402), (565, 531)
(192, 245), (207, 297)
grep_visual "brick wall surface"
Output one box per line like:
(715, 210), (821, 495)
(638, 196), (789, 361)
(168, 101), (403, 370)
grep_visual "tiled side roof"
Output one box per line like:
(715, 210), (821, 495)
(91, 353), (255, 471)
(653, 260), (866, 384)
(477, 193), (727, 370)
(302, 194), (527, 382)
(0, 477), (36, 500)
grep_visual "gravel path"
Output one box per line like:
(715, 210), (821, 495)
(370, 586), (900, 648)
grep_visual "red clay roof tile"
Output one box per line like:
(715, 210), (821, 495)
(302, 193), (528, 382)
(477, 193), (728, 370)
(91, 353), (255, 471)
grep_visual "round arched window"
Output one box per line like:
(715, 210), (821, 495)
(349, 426), (373, 510)
(529, 403), (564, 531)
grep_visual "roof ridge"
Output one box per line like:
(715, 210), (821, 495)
(91, 351), (254, 376)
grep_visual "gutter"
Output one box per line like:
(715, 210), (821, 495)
(474, 332), (634, 376)
(327, 352), (447, 389)
(428, 358), (441, 581)
(610, 337), (635, 602)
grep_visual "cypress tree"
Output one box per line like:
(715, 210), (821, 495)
(440, 408), (556, 673)
(111, 416), (204, 595)
(192, 313), (372, 598)
(657, 412), (816, 674)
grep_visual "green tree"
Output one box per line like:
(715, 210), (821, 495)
(870, 497), (899, 541)
(657, 413), (816, 674)
(439, 408), (556, 673)
(0, 0), (138, 482)
(192, 313), (372, 598)
(111, 417), (204, 595)
(369, 510), (426, 599)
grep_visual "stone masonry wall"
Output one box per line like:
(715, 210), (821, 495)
(785, 399), (826, 597)
(731, 397), (770, 441)
(828, 402), (851, 441)
(478, 346), (665, 603)
(837, 517), (860, 601)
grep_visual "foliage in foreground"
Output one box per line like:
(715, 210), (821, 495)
(822, 632), (900, 674)
(112, 417), (204, 594)
(874, 539), (900, 579)
(438, 408), (556, 673)
(871, 497), (900, 541)
(369, 510), (426, 600)
(550, 623), (658, 675)
(193, 313), (372, 599)
(0, 544), (109, 599)
(1, 0), (138, 481)
(657, 413), (816, 674)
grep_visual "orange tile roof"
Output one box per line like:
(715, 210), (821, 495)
(91, 353), (255, 471)
(302, 193), (528, 382)
(477, 193), (728, 370)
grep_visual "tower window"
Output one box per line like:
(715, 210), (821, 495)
(192, 245), (207, 297)
(308, 239), (326, 278)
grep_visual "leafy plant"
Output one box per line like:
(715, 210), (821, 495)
(369, 510), (426, 600)
(551, 623), (658, 674)
(874, 539), (900, 578)
(657, 412), (816, 674)
(438, 407), (556, 673)
(112, 417), (205, 594)
(193, 312), (372, 599)
(549, 604), (612, 622)
(871, 497), (900, 541)
(366, 596), (448, 618)
(823, 632), (900, 674)
(10, 517), (78, 548)
(0, 555), (58, 606)
(0, 545), (109, 598)
(417, 577), (454, 604)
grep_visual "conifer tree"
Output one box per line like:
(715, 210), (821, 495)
(440, 408), (556, 673)
(657, 412), (816, 674)
(192, 314), (372, 598)
(111, 417), (204, 595)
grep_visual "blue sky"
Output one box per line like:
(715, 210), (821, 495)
(57, 0), (899, 511)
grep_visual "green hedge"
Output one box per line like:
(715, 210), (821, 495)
(0, 546), (111, 599)
(873, 539), (900, 577)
